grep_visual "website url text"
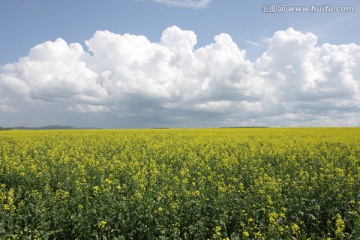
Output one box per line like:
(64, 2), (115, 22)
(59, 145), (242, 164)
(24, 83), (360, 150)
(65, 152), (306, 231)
(262, 5), (355, 13)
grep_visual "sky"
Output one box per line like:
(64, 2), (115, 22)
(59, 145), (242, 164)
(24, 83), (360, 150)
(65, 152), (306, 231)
(1, 0), (360, 128)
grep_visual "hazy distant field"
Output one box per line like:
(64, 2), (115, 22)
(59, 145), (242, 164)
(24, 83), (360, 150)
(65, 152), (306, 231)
(1, 128), (359, 239)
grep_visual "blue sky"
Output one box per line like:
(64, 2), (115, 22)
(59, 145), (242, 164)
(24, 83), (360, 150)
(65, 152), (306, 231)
(1, 0), (360, 128)
(1, 0), (359, 65)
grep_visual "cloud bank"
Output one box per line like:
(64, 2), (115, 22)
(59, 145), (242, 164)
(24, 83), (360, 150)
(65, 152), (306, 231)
(1, 26), (360, 127)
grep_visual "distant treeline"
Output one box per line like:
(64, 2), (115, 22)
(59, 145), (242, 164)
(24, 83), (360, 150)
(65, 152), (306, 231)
(0, 127), (12, 131)
(221, 126), (269, 128)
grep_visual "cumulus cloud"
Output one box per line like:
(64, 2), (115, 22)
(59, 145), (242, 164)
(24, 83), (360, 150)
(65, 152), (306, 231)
(257, 28), (360, 100)
(1, 38), (106, 103)
(1, 26), (360, 127)
(256, 28), (360, 125)
(153, 0), (212, 9)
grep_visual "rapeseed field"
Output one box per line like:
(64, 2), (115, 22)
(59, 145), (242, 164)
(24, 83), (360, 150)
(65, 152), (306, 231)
(0, 128), (359, 239)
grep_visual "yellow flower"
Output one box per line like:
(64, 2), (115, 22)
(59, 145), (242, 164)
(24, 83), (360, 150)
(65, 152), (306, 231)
(291, 223), (300, 236)
(269, 212), (278, 224)
(93, 186), (100, 195)
(97, 220), (106, 229)
(193, 190), (200, 197)
(3, 204), (10, 211)
(335, 214), (345, 237)
(242, 231), (250, 238)
(255, 231), (262, 239)
(278, 226), (285, 235)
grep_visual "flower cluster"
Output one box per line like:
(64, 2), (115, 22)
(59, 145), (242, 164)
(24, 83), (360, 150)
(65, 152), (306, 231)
(0, 128), (359, 239)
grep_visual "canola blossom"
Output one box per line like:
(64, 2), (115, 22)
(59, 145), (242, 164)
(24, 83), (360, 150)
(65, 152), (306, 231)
(0, 128), (359, 239)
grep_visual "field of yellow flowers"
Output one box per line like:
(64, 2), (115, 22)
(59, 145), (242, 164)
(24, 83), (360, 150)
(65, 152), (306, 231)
(0, 128), (359, 239)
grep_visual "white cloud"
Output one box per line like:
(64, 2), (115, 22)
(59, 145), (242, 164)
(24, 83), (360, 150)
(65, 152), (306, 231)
(153, 0), (211, 9)
(0, 38), (106, 104)
(1, 26), (360, 127)
(67, 104), (111, 113)
(0, 96), (16, 113)
(256, 28), (360, 120)
(245, 40), (262, 47)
